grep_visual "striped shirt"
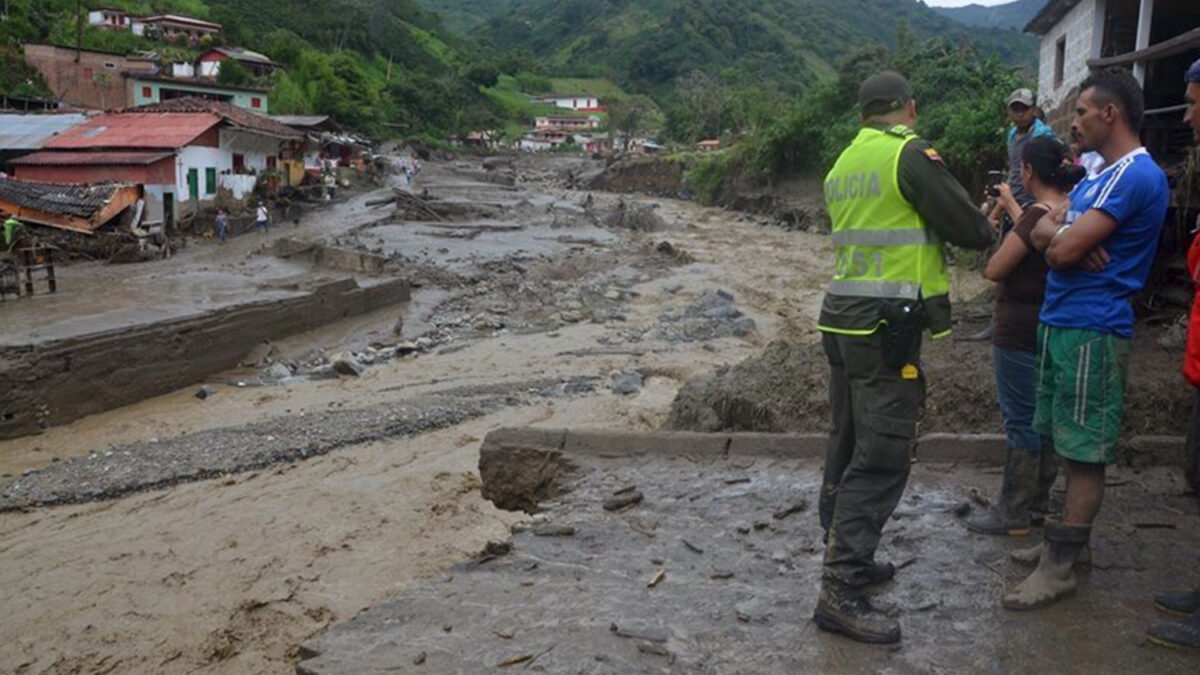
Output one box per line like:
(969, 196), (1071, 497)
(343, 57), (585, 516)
(1039, 148), (1169, 338)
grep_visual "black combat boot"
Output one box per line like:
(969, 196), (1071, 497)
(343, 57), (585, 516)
(865, 561), (896, 585)
(1154, 586), (1200, 617)
(1147, 609), (1200, 650)
(966, 449), (1038, 536)
(813, 580), (901, 644)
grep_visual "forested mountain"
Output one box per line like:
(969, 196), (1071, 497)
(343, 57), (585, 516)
(472, 0), (1037, 95)
(415, 0), (523, 33)
(930, 0), (1045, 31)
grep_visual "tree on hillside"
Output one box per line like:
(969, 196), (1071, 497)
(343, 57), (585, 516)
(609, 95), (657, 152)
(676, 70), (724, 142)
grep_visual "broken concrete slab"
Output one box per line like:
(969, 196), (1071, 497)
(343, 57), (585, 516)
(297, 429), (1200, 674)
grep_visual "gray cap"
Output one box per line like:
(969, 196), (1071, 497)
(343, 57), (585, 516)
(859, 71), (913, 116)
(1008, 88), (1035, 107)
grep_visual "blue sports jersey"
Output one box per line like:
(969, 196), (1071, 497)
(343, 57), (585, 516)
(1039, 148), (1169, 338)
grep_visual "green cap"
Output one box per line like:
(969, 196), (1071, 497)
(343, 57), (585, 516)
(858, 71), (912, 116)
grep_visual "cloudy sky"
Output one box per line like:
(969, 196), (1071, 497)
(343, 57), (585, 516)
(923, 0), (1016, 6)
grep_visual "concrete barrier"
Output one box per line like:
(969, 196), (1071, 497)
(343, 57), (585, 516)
(0, 277), (409, 439)
(479, 427), (1186, 513)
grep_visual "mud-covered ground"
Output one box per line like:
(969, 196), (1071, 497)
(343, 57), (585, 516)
(0, 153), (1193, 674)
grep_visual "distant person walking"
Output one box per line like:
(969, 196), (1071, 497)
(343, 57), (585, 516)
(255, 202), (269, 234)
(215, 209), (228, 243)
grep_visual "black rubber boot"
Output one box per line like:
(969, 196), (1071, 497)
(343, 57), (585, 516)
(1147, 609), (1200, 650)
(1030, 449), (1060, 524)
(1155, 587), (1200, 617)
(813, 580), (901, 644)
(1003, 520), (1090, 610)
(966, 449), (1038, 536)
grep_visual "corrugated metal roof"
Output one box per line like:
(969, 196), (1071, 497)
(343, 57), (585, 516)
(211, 46), (273, 65)
(0, 179), (127, 219)
(133, 98), (300, 138)
(0, 114), (89, 151)
(44, 112), (221, 150)
(11, 151), (174, 166)
(271, 115), (331, 127)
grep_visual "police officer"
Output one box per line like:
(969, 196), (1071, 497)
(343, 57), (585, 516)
(814, 71), (993, 644)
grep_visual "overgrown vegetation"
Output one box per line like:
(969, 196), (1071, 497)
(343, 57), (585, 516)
(687, 31), (1026, 204)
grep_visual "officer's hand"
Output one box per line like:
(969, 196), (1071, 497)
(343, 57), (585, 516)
(1080, 245), (1110, 272)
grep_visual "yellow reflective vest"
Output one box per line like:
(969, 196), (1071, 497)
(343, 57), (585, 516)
(818, 125), (951, 338)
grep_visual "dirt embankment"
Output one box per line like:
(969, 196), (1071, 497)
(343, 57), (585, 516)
(581, 155), (691, 199)
(667, 326), (1194, 443)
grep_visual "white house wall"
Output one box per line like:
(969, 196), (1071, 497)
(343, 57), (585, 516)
(1037, 0), (1106, 114)
(220, 129), (280, 172)
(198, 60), (221, 78)
(176, 145), (227, 203)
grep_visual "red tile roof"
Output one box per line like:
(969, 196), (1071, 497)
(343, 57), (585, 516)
(44, 112), (220, 150)
(132, 98), (300, 138)
(10, 151), (174, 166)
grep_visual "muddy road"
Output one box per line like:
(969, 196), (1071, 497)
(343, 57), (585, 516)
(0, 154), (1190, 673)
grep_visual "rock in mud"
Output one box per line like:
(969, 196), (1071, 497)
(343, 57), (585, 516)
(332, 353), (364, 377)
(612, 370), (644, 395)
(195, 386), (216, 400)
(265, 363), (293, 380)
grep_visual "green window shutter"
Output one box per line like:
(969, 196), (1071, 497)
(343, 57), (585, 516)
(206, 167), (217, 195)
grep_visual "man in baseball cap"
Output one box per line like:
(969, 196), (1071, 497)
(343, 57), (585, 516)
(814, 69), (993, 644)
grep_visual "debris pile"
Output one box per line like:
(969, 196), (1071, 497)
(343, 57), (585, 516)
(602, 200), (665, 231)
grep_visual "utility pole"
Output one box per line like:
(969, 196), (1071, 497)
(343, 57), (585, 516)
(75, 0), (83, 63)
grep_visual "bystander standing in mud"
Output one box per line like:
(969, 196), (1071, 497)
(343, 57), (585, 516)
(966, 137), (1082, 539)
(970, 89), (1058, 342)
(1003, 67), (1169, 612)
(1144, 55), (1200, 651)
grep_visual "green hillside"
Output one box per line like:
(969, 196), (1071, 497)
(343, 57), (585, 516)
(416, 0), (524, 33)
(474, 0), (1037, 95)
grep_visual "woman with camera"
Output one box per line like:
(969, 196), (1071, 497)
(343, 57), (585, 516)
(968, 136), (1085, 536)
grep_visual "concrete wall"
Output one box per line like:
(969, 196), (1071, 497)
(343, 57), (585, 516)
(0, 278), (411, 439)
(1037, 0), (1106, 118)
(23, 44), (157, 110)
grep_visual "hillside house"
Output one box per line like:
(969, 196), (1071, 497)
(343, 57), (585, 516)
(1025, 0), (1199, 165)
(518, 130), (571, 152)
(11, 99), (300, 226)
(535, 115), (601, 131)
(532, 94), (604, 111)
(131, 15), (222, 44)
(196, 47), (276, 79)
(22, 44), (158, 111)
(129, 75), (270, 112)
(87, 8), (131, 30)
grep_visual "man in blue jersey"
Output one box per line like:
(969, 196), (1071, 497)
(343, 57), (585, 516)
(1003, 68), (1169, 610)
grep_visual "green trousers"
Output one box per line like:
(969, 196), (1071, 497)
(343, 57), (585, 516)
(819, 330), (924, 587)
